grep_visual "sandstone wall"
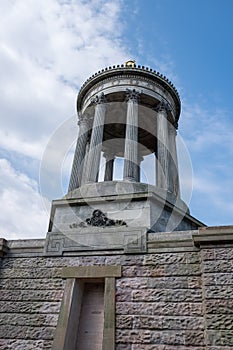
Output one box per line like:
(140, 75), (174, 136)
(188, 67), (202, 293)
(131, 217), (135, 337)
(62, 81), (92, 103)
(0, 228), (233, 349)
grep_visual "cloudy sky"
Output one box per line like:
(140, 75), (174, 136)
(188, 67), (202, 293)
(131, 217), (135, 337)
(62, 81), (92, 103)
(1, 0), (233, 240)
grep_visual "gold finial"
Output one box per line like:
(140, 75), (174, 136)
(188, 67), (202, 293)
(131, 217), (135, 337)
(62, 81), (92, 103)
(125, 60), (136, 67)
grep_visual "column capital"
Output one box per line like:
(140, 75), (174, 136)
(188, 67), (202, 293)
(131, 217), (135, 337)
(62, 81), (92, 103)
(126, 88), (140, 103)
(91, 92), (107, 105)
(154, 100), (171, 113)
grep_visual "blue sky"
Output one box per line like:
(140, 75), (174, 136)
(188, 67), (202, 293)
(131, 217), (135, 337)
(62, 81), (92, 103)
(0, 0), (233, 239)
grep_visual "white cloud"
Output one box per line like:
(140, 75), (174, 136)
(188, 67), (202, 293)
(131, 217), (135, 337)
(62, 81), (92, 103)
(178, 101), (233, 224)
(0, 0), (129, 160)
(0, 0), (130, 239)
(0, 159), (49, 239)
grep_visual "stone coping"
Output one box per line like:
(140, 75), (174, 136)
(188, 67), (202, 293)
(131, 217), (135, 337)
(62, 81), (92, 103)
(193, 225), (233, 247)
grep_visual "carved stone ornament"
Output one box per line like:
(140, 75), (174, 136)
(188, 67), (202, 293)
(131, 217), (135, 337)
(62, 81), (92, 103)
(126, 88), (140, 103)
(91, 92), (107, 105)
(86, 209), (127, 227)
(154, 100), (171, 113)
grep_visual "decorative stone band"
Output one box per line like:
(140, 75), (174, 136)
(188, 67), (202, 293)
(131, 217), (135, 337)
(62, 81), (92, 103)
(44, 227), (147, 256)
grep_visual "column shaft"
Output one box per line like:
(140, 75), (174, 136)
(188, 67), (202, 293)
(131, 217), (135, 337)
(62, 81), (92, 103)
(168, 125), (180, 195)
(85, 94), (106, 183)
(81, 141), (90, 185)
(123, 89), (139, 181)
(68, 115), (89, 191)
(156, 103), (169, 190)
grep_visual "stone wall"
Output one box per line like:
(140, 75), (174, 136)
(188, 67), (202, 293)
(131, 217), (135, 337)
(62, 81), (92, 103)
(201, 247), (233, 349)
(0, 227), (233, 349)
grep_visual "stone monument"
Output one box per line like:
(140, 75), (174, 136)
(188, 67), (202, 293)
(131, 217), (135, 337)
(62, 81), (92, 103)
(45, 60), (202, 257)
(1, 62), (233, 350)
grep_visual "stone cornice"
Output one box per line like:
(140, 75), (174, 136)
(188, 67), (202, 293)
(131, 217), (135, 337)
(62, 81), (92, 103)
(193, 226), (233, 247)
(77, 65), (180, 118)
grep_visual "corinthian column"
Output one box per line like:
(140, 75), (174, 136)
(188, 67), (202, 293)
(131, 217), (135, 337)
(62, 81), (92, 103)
(85, 93), (107, 183)
(168, 123), (180, 196)
(156, 101), (169, 190)
(68, 114), (89, 191)
(123, 89), (140, 181)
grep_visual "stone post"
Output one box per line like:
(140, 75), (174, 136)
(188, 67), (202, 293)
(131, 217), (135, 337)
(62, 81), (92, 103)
(68, 114), (90, 191)
(104, 153), (115, 181)
(168, 123), (180, 196)
(85, 93), (107, 183)
(156, 101), (169, 190)
(123, 89), (140, 181)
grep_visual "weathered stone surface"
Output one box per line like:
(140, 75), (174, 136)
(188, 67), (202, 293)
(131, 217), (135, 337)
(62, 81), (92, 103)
(0, 278), (64, 290)
(204, 273), (233, 286)
(143, 252), (200, 265)
(0, 255), (108, 269)
(1, 231), (233, 348)
(116, 315), (203, 330)
(203, 260), (233, 273)
(205, 285), (233, 299)
(116, 302), (203, 316)
(0, 267), (62, 279)
(206, 300), (233, 314)
(116, 288), (202, 302)
(201, 248), (233, 261)
(116, 330), (204, 345)
(206, 314), (233, 330)
(0, 339), (53, 350)
(0, 325), (55, 340)
(206, 330), (233, 346)
(0, 313), (58, 327)
(122, 264), (200, 277)
(116, 346), (206, 350)
(0, 301), (61, 314)
(0, 289), (63, 301)
(116, 276), (201, 289)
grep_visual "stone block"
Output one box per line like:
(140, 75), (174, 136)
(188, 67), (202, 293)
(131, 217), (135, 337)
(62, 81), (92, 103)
(116, 288), (202, 303)
(116, 302), (203, 316)
(203, 260), (233, 273)
(0, 313), (58, 327)
(205, 285), (233, 299)
(0, 289), (63, 302)
(116, 276), (200, 290)
(206, 330), (233, 346)
(205, 273), (233, 286)
(0, 325), (55, 340)
(0, 339), (53, 350)
(206, 300), (233, 314)
(116, 315), (203, 330)
(206, 314), (233, 330)
(0, 277), (64, 290)
(0, 301), (61, 314)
